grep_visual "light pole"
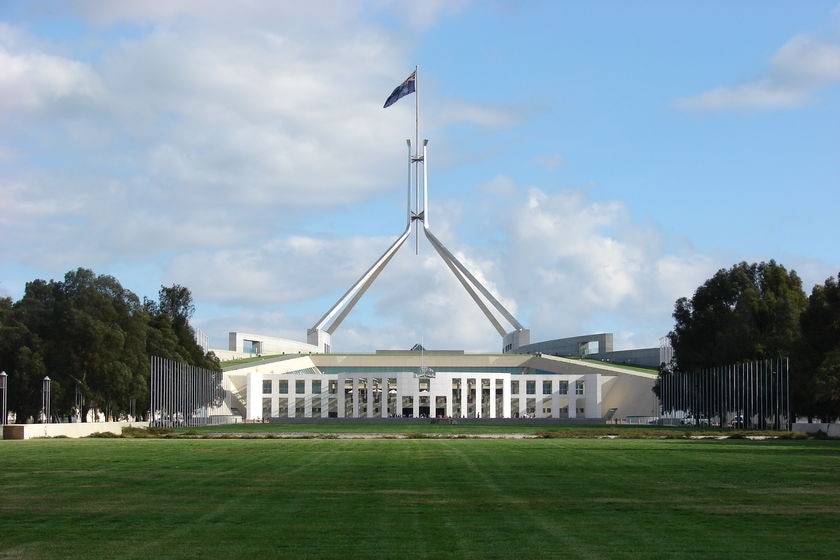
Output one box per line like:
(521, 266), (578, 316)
(42, 376), (51, 424)
(0, 371), (7, 425)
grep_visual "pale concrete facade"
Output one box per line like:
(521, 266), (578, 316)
(226, 331), (318, 359)
(2, 421), (141, 440)
(223, 352), (658, 422)
(518, 333), (661, 368)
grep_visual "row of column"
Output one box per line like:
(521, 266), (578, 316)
(288, 375), (515, 419)
(247, 373), (601, 420)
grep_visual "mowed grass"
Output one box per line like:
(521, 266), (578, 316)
(175, 420), (784, 438)
(1, 437), (838, 559)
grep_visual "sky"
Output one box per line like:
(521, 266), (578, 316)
(1, 1), (839, 354)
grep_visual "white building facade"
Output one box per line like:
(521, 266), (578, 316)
(224, 352), (658, 422)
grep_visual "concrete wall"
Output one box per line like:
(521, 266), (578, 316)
(518, 333), (614, 357)
(211, 349), (255, 361)
(2, 421), (146, 440)
(227, 331), (318, 356)
(517, 334), (662, 368)
(599, 372), (659, 418)
(793, 422), (840, 438)
(589, 347), (661, 369)
(502, 328), (531, 354)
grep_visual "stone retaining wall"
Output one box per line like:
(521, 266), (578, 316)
(2, 421), (148, 440)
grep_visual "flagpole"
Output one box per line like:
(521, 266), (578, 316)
(414, 65), (420, 254)
(415, 65), (419, 157)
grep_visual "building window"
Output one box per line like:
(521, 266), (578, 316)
(558, 381), (568, 395)
(511, 380), (519, 394)
(262, 380), (272, 394)
(526, 380), (536, 395)
(296, 380), (306, 394)
(278, 380), (288, 394)
(526, 398), (536, 415)
(245, 340), (262, 355)
(575, 381), (585, 395)
(542, 380), (552, 395)
(312, 380), (321, 394)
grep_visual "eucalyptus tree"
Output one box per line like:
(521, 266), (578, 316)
(0, 269), (222, 422)
(663, 261), (807, 422)
(669, 261), (807, 372)
(43, 269), (149, 420)
(0, 297), (47, 422)
(797, 274), (840, 421)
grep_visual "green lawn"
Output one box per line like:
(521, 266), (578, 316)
(172, 420), (789, 438)
(1, 437), (838, 559)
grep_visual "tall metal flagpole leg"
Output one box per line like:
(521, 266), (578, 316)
(415, 65), (420, 254)
(422, 140), (429, 229)
(406, 139), (412, 228)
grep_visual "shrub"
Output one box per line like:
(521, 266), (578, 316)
(122, 426), (174, 438)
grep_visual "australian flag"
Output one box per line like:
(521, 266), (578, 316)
(383, 70), (416, 108)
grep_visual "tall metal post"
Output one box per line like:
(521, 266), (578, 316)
(42, 376), (51, 424)
(413, 65), (420, 254)
(785, 356), (791, 430)
(406, 139), (412, 228)
(0, 371), (7, 425)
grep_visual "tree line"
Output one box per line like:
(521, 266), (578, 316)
(3, 261), (838, 424)
(0, 268), (220, 422)
(666, 260), (840, 422)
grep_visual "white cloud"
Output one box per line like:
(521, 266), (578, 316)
(166, 235), (395, 308)
(63, 1), (366, 28)
(772, 35), (840, 83)
(0, 44), (103, 115)
(674, 79), (808, 111)
(0, 18), (416, 271)
(62, 0), (472, 32)
(459, 181), (717, 349)
(676, 35), (840, 111)
(396, 0), (473, 31)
